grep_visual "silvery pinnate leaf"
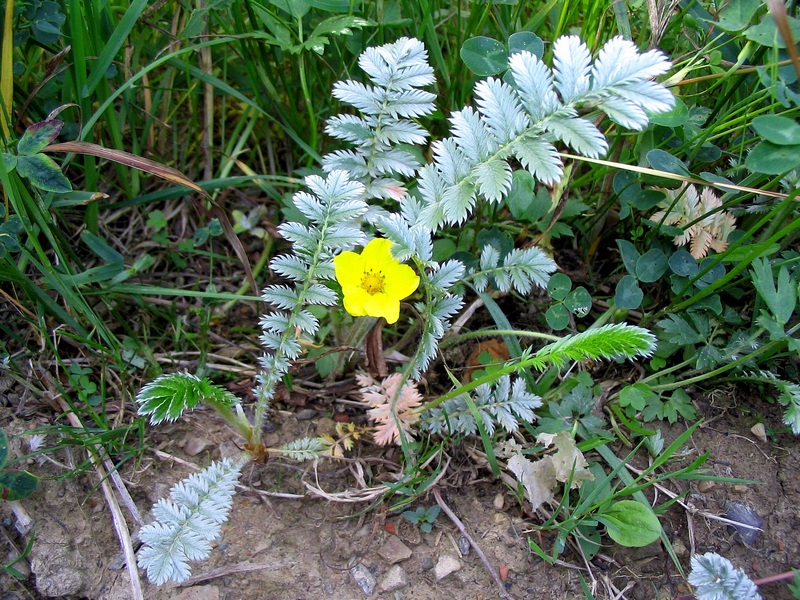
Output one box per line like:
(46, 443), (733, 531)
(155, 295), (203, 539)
(259, 313), (291, 334)
(475, 78), (529, 143)
(610, 80), (675, 114)
(306, 170), (365, 205)
(688, 552), (762, 600)
(367, 178), (407, 201)
(596, 96), (649, 130)
(262, 285), (300, 310)
(138, 459), (243, 585)
(292, 191), (325, 222)
(323, 223), (367, 249)
(553, 35), (592, 103)
(376, 120), (430, 145)
(278, 222), (319, 250)
(360, 37), (434, 89)
(292, 310), (319, 334)
(591, 36), (672, 90)
(411, 225), (433, 262)
(325, 114), (373, 143)
(475, 157), (513, 203)
(542, 114), (607, 158)
(511, 136), (563, 185)
(480, 244), (501, 271)
(321, 149), (369, 177)
(270, 255), (308, 282)
(327, 198), (369, 223)
(303, 283), (338, 305)
(375, 213), (417, 260)
(429, 260), (466, 291)
(442, 179), (478, 224)
(332, 80), (379, 111)
(371, 148), (420, 177)
(451, 106), (497, 163)
(383, 88), (438, 118)
(509, 51), (561, 122)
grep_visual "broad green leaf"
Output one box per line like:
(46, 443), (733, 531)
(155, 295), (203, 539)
(751, 257), (796, 324)
(460, 36), (507, 76)
(619, 383), (657, 411)
(657, 314), (705, 345)
(2, 153), (17, 170)
(746, 141), (800, 174)
(646, 149), (690, 176)
(546, 304), (570, 330)
(0, 218), (23, 257)
(752, 115), (800, 145)
(565, 287), (592, 317)
(669, 249), (697, 277)
(614, 275), (644, 310)
(636, 248), (668, 283)
(308, 15), (370, 38)
(715, 0), (762, 31)
(598, 500), (661, 547)
(269, 0), (311, 18)
(308, 0), (352, 11)
(251, 4), (293, 49)
(508, 31), (543, 58)
(745, 14), (800, 48)
(647, 96), (688, 127)
(0, 471), (38, 501)
(547, 272), (572, 301)
(17, 119), (64, 155)
(616, 240), (640, 276)
(16, 154), (72, 193)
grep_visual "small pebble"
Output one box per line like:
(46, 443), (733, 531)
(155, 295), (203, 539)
(296, 408), (317, 420)
(184, 436), (214, 457)
(733, 484), (749, 494)
(349, 563), (377, 596)
(750, 423), (767, 443)
(434, 553), (462, 580)
(672, 538), (689, 557)
(458, 536), (470, 557)
(421, 557), (435, 571)
(379, 565), (408, 593)
(377, 536), (412, 564)
(725, 502), (764, 545)
(697, 480), (716, 493)
(493, 493), (505, 510)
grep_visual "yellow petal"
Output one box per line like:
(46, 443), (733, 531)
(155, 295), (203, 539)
(363, 293), (400, 324)
(334, 251), (365, 288)
(383, 263), (420, 299)
(343, 287), (370, 317)
(361, 238), (394, 269)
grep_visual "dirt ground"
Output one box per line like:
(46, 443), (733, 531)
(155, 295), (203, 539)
(1, 378), (798, 600)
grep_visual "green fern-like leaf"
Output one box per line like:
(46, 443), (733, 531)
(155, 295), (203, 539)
(530, 323), (657, 370)
(136, 373), (239, 425)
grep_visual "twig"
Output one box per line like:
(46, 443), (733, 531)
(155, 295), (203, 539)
(52, 394), (144, 600)
(432, 488), (515, 600)
(178, 560), (296, 586)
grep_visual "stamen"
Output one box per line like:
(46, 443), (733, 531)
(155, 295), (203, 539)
(360, 269), (386, 295)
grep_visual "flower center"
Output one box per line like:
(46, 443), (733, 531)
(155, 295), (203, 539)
(360, 269), (386, 295)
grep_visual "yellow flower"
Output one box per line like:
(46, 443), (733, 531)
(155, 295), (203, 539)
(334, 238), (420, 324)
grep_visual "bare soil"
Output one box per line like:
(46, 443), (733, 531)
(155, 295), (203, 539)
(1, 381), (798, 600)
